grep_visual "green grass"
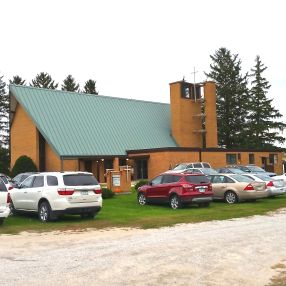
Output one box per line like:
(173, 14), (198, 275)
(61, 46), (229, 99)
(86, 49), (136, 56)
(1, 191), (286, 235)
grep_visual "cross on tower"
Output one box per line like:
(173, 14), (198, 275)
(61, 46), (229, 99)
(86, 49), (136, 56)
(190, 67), (198, 101)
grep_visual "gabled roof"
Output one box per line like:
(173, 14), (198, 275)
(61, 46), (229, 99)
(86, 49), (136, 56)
(10, 85), (177, 157)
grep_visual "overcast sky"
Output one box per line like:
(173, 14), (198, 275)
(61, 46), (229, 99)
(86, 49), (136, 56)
(1, 0), (286, 125)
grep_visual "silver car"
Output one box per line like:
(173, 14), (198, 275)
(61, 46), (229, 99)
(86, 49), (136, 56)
(242, 173), (286, 197)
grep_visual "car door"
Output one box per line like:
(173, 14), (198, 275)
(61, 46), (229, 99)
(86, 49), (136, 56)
(0, 179), (8, 210)
(12, 176), (35, 209)
(147, 175), (163, 201)
(210, 175), (227, 199)
(25, 175), (45, 210)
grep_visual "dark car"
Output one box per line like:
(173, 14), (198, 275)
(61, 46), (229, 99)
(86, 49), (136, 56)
(229, 165), (276, 177)
(137, 172), (213, 209)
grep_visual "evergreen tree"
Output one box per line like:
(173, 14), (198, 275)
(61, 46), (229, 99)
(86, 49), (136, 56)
(0, 75), (9, 147)
(247, 56), (286, 148)
(30, 72), (58, 89)
(9, 75), (26, 85)
(62, 75), (80, 92)
(83, 79), (98, 94)
(205, 48), (250, 148)
(0, 146), (9, 175)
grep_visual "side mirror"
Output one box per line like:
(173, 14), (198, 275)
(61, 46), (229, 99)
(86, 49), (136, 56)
(148, 181), (153, 186)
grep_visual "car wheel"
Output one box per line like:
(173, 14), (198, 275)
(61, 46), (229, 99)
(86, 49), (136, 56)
(38, 201), (54, 222)
(224, 191), (238, 204)
(138, 193), (147, 206)
(169, 194), (182, 209)
(0, 218), (4, 225)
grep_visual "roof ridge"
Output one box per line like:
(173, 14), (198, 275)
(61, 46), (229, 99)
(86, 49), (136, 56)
(9, 84), (170, 106)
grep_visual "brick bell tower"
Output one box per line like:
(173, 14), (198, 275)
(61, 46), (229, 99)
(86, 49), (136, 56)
(169, 80), (218, 148)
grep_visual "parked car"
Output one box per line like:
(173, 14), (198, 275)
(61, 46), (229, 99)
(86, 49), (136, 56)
(10, 172), (102, 222)
(273, 173), (286, 182)
(229, 165), (276, 177)
(187, 168), (218, 175)
(241, 173), (286, 197)
(12, 172), (39, 187)
(0, 173), (13, 190)
(172, 162), (211, 172)
(0, 178), (11, 225)
(208, 174), (268, 204)
(217, 167), (245, 174)
(137, 172), (213, 209)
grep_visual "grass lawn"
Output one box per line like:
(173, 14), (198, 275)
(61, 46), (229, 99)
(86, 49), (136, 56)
(1, 191), (286, 235)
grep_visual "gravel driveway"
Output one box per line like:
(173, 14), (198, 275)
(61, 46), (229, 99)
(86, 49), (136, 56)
(1, 210), (286, 286)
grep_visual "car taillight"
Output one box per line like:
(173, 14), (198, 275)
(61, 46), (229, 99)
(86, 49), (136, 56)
(7, 193), (11, 204)
(57, 188), (75, 195)
(267, 181), (274, 187)
(182, 184), (194, 191)
(209, 184), (212, 191)
(8, 186), (13, 190)
(243, 184), (255, 191)
(93, 189), (102, 194)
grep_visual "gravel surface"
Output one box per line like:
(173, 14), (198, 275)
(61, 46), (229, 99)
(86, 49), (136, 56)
(1, 210), (286, 286)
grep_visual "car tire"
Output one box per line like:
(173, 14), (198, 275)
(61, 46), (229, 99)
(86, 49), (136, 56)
(0, 218), (4, 225)
(38, 201), (56, 222)
(138, 192), (147, 206)
(224, 191), (238, 204)
(169, 194), (182, 209)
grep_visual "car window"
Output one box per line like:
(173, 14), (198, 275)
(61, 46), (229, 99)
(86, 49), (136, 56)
(0, 179), (7, 192)
(191, 169), (202, 174)
(187, 164), (193, 169)
(173, 164), (187, 171)
(239, 166), (250, 172)
(254, 174), (271, 181)
(193, 163), (202, 168)
(224, 176), (235, 183)
(185, 175), (210, 184)
(32, 176), (44, 188)
(151, 175), (163, 186)
(212, 175), (225, 184)
(0, 175), (8, 184)
(162, 175), (181, 184)
(63, 174), (99, 186)
(20, 176), (35, 189)
(201, 168), (218, 175)
(247, 166), (265, 173)
(202, 163), (211, 168)
(47, 176), (58, 186)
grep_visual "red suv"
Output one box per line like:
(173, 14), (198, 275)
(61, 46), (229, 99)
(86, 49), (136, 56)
(137, 172), (213, 209)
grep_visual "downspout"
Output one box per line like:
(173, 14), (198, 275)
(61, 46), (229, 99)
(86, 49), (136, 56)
(60, 156), (64, 172)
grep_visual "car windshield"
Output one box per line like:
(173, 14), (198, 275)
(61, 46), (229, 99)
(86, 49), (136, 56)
(201, 168), (218, 175)
(254, 174), (272, 181)
(247, 166), (265, 172)
(185, 175), (210, 184)
(63, 174), (99, 186)
(229, 174), (253, 182)
(228, 168), (245, 174)
(173, 164), (188, 171)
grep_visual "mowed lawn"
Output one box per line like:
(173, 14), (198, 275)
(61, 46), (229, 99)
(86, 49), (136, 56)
(1, 191), (286, 234)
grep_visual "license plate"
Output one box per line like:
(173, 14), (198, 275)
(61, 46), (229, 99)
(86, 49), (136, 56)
(81, 190), (89, 195)
(199, 188), (205, 193)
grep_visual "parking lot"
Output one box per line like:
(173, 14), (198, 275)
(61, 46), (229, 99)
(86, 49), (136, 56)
(1, 209), (286, 286)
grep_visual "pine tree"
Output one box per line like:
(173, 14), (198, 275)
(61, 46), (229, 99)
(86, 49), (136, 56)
(0, 75), (9, 147)
(9, 75), (26, 85)
(83, 79), (98, 94)
(247, 56), (286, 148)
(205, 48), (250, 148)
(30, 72), (58, 89)
(0, 146), (9, 175)
(62, 75), (80, 92)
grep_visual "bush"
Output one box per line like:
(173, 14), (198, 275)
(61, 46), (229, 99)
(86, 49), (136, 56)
(134, 179), (149, 191)
(102, 188), (115, 199)
(11, 155), (38, 177)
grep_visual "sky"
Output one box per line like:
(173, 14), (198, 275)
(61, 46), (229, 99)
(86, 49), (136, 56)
(1, 0), (286, 125)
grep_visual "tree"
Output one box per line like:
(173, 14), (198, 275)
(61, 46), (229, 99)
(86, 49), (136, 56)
(83, 79), (98, 94)
(62, 75), (80, 92)
(11, 155), (38, 177)
(247, 56), (286, 148)
(9, 75), (26, 85)
(0, 146), (9, 175)
(0, 75), (9, 147)
(30, 72), (58, 89)
(205, 48), (250, 148)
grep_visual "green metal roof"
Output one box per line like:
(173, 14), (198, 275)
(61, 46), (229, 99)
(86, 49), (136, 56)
(10, 85), (177, 157)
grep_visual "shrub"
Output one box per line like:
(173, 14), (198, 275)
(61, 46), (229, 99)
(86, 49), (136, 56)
(134, 179), (149, 191)
(102, 188), (115, 199)
(11, 155), (38, 177)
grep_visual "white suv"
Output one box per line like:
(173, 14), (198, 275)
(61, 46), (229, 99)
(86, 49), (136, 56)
(0, 178), (11, 225)
(10, 172), (102, 222)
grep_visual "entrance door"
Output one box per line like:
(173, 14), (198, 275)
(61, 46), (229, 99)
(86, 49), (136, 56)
(261, 157), (267, 170)
(136, 159), (148, 180)
(84, 160), (92, 172)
